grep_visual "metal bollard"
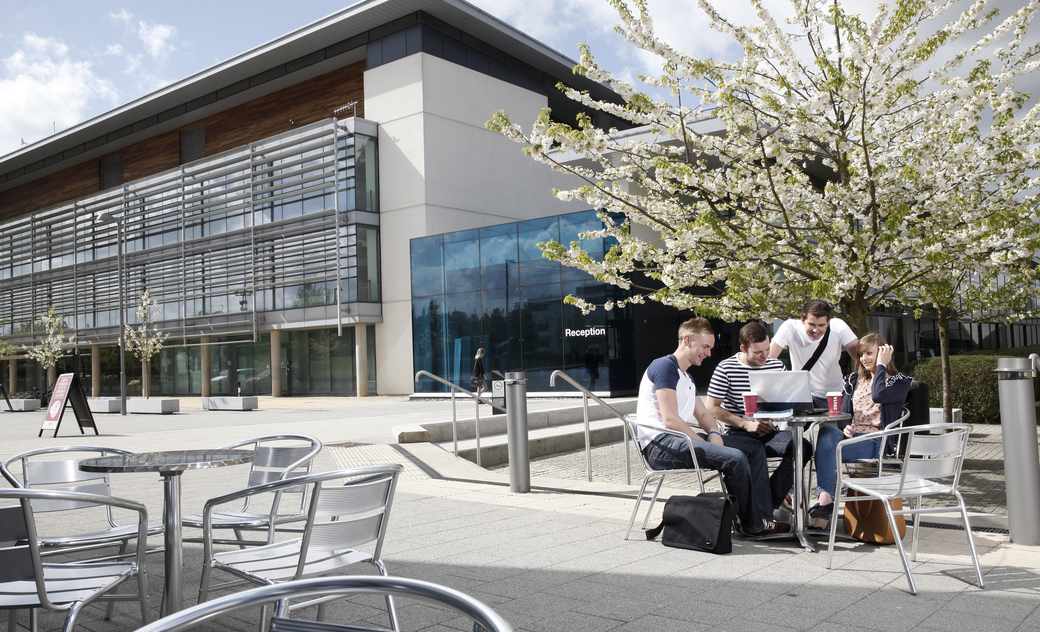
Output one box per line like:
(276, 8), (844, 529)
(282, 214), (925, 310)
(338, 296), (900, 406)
(995, 357), (1040, 546)
(504, 371), (530, 493)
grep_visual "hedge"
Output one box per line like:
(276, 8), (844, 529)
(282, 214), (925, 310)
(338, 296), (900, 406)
(911, 353), (1040, 424)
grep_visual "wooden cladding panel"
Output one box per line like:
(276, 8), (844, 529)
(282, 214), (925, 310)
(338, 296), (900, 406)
(0, 60), (366, 222)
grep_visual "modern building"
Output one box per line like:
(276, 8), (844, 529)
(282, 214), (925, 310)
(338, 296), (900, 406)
(2, 0), (1037, 400)
(0, 0), (667, 398)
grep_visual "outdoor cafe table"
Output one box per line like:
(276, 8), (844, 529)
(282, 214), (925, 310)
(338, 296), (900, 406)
(79, 449), (258, 616)
(747, 411), (851, 552)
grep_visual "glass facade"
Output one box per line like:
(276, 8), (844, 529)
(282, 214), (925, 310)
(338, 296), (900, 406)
(0, 118), (381, 397)
(412, 210), (632, 393)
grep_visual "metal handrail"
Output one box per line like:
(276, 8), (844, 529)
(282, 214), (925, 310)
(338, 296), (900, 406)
(549, 370), (631, 484)
(414, 371), (507, 467)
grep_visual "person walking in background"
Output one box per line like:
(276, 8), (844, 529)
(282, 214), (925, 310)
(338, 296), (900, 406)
(470, 348), (487, 397)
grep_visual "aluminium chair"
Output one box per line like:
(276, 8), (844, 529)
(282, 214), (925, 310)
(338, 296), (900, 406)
(1, 445), (163, 560)
(825, 423), (984, 595)
(135, 575), (512, 632)
(0, 488), (151, 632)
(181, 434), (322, 546)
(622, 414), (725, 540)
(198, 465), (403, 630)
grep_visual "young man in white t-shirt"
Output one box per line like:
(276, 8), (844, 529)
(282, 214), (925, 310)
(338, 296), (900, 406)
(769, 299), (859, 407)
(635, 317), (788, 536)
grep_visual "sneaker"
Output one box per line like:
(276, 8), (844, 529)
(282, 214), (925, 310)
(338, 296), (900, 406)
(782, 493), (795, 513)
(749, 520), (791, 536)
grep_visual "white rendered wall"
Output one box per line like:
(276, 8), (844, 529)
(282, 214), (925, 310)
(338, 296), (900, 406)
(365, 53), (586, 394)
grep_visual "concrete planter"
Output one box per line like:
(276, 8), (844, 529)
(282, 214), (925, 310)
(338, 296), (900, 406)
(7, 398), (41, 412)
(88, 398), (123, 413)
(203, 396), (258, 411)
(127, 399), (179, 414)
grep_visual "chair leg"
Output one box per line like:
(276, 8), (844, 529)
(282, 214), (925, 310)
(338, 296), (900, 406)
(29, 608), (37, 632)
(955, 492), (985, 589)
(138, 563), (153, 624)
(105, 540), (131, 620)
(624, 475), (654, 540)
(374, 560), (399, 632)
(642, 477), (666, 529)
(198, 562), (213, 603)
(910, 496), (921, 562)
(883, 499), (917, 595)
(826, 494), (842, 569)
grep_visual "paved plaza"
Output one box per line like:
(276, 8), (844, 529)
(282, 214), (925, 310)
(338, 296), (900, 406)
(2, 396), (1039, 631)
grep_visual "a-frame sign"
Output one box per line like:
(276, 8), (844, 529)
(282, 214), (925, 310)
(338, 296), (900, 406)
(39, 373), (99, 438)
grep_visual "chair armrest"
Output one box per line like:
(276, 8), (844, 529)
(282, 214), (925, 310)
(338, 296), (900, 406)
(623, 415), (706, 471)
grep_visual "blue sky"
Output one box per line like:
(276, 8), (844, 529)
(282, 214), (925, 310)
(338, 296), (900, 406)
(0, 0), (1032, 157)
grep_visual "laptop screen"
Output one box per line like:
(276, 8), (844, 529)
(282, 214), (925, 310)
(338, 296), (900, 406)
(747, 370), (814, 414)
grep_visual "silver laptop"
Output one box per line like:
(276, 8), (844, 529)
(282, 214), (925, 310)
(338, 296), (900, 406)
(747, 370), (814, 414)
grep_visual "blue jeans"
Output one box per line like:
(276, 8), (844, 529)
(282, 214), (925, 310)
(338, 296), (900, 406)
(643, 433), (774, 532)
(814, 425), (883, 499)
(724, 429), (812, 509)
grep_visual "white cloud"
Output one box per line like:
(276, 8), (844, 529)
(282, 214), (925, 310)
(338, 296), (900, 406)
(104, 44), (123, 56)
(107, 10), (133, 24)
(0, 34), (117, 156)
(137, 21), (176, 60)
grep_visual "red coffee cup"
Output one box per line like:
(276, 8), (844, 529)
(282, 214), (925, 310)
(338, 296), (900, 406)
(827, 392), (842, 415)
(743, 392), (758, 415)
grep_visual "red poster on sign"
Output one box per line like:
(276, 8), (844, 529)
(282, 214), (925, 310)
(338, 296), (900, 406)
(40, 373), (74, 430)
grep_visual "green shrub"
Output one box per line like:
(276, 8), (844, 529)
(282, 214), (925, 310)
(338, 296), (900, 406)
(912, 354), (1040, 424)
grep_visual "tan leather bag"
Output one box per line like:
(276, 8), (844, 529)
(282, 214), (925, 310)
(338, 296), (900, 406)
(842, 488), (906, 545)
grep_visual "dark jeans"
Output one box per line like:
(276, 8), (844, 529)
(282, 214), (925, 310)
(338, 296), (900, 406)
(643, 433), (773, 532)
(724, 428), (813, 509)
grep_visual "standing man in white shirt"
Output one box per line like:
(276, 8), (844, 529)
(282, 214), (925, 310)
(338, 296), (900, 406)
(769, 299), (859, 408)
(635, 317), (788, 536)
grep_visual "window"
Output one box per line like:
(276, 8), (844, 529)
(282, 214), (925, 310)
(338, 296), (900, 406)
(99, 154), (123, 190)
(180, 125), (205, 164)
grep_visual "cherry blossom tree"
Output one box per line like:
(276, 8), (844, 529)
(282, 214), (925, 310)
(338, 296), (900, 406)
(23, 308), (75, 389)
(125, 289), (170, 399)
(488, 0), (1040, 420)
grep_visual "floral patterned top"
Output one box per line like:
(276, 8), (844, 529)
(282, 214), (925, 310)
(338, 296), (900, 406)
(850, 377), (882, 434)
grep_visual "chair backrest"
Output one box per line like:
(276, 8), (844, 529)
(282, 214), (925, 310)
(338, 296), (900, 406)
(0, 488), (149, 611)
(903, 424), (970, 482)
(299, 465), (401, 573)
(623, 415), (658, 474)
(1, 446), (135, 519)
(132, 575), (512, 632)
(219, 435), (322, 513)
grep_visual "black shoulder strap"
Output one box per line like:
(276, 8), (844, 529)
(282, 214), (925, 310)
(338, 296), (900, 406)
(799, 325), (831, 372)
(645, 521), (665, 541)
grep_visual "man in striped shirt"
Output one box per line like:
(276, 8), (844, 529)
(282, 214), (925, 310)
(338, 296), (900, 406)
(707, 322), (812, 518)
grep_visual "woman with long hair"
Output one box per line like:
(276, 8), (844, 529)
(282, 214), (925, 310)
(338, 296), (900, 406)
(470, 347), (486, 397)
(808, 333), (912, 529)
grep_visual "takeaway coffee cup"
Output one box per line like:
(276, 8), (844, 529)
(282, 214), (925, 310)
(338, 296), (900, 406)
(743, 392), (758, 415)
(827, 392), (843, 415)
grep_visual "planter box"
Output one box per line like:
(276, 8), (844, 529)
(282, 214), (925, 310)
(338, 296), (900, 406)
(7, 398), (41, 412)
(127, 399), (179, 414)
(203, 396), (258, 411)
(88, 398), (123, 413)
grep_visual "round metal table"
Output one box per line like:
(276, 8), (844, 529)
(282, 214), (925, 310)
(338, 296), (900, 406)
(80, 449), (258, 615)
(746, 412), (851, 552)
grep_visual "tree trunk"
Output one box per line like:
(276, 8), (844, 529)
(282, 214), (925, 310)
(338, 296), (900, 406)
(142, 359), (150, 399)
(937, 307), (953, 424)
(46, 365), (56, 390)
(841, 296), (870, 337)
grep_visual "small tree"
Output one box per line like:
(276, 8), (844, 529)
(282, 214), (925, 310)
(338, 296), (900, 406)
(125, 289), (170, 399)
(24, 307), (75, 389)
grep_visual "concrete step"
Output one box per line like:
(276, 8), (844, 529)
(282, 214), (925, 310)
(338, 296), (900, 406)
(392, 398), (637, 467)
